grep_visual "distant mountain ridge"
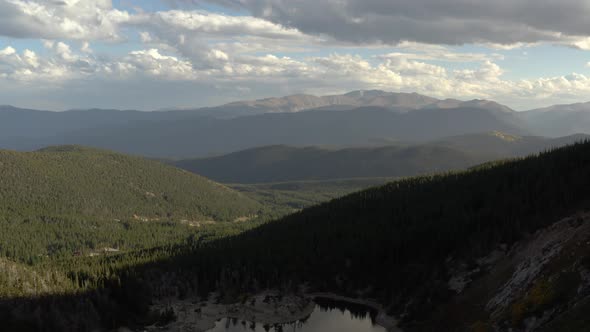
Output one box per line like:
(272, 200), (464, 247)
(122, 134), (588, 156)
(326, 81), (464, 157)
(174, 144), (486, 183)
(190, 90), (515, 118)
(43, 105), (528, 158)
(522, 101), (590, 137)
(6, 90), (590, 158)
(174, 132), (589, 183)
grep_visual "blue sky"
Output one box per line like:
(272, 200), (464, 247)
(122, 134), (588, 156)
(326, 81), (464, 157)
(0, 0), (590, 111)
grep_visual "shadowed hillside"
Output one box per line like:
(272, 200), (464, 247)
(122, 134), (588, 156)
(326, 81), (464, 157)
(4, 141), (590, 331)
(174, 144), (486, 183)
(174, 132), (588, 184)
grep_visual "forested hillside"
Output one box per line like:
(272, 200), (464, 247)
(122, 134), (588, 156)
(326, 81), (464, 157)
(0, 145), (259, 221)
(4, 141), (590, 331)
(0, 146), (262, 262)
(175, 141), (590, 316)
(174, 144), (486, 183)
(174, 133), (588, 183)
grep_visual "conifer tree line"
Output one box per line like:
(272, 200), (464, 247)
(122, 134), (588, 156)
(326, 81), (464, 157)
(2, 141), (590, 331)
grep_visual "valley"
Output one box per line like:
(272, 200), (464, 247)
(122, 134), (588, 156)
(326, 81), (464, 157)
(3, 140), (590, 332)
(4, 1), (590, 331)
(2, 90), (590, 332)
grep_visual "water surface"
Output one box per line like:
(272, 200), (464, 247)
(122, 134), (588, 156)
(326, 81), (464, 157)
(206, 297), (387, 332)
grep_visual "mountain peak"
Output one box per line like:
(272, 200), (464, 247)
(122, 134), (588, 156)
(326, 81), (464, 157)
(343, 89), (389, 98)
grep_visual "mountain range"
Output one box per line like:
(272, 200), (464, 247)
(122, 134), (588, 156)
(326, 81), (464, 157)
(173, 132), (588, 183)
(4, 91), (590, 332)
(2, 90), (590, 158)
(522, 101), (590, 137)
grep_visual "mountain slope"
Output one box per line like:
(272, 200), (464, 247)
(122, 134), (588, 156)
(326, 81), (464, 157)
(174, 144), (488, 183)
(174, 133), (588, 184)
(0, 91), (529, 158)
(174, 140), (590, 331)
(190, 90), (519, 118)
(0, 145), (260, 222)
(0, 105), (208, 150)
(432, 131), (590, 156)
(4, 142), (590, 332)
(522, 102), (590, 136)
(42, 106), (528, 158)
(189, 90), (441, 118)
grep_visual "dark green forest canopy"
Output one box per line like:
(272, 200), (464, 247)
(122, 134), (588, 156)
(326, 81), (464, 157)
(0, 145), (265, 263)
(174, 140), (590, 314)
(3, 141), (590, 332)
(0, 145), (261, 222)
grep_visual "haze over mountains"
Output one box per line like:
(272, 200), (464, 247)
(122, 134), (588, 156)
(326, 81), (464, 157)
(174, 144), (484, 183)
(1, 90), (590, 159)
(174, 132), (589, 183)
(522, 101), (590, 137)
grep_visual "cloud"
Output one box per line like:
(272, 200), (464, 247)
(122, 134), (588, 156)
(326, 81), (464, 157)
(0, 0), (130, 41)
(2, 39), (590, 110)
(121, 48), (195, 80)
(2, 0), (590, 110)
(0, 46), (71, 81)
(196, 0), (590, 47)
(137, 10), (306, 40)
(128, 9), (323, 69)
(0, 46), (16, 56)
(379, 43), (504, 63)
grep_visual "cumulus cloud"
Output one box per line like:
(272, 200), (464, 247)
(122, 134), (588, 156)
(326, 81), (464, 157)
(121, 49), (195, 80)
(127, 9), (324, 69)
(0, 46), (71, 81)
(2, 38), (590, 110)
(2, 0), (590, 110)
(0, 0), (130, 41)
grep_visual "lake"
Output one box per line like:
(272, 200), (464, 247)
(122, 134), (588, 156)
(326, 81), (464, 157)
(206, 297), (387, 332)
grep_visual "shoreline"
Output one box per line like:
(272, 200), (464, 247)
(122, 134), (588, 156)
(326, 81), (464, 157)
(146, 291), (315, 332)
(146, 290), (402, 332)
(307, 292), (402, 332)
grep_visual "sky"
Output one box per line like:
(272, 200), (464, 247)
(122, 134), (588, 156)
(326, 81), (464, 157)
(2, 1), (590, 111)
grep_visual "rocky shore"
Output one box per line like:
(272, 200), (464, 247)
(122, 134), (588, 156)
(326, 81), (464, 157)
(146, 290), (402, 332)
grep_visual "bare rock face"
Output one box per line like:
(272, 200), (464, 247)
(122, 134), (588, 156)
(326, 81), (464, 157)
(440, 213), (590, 332)
(486, 217), (583, 314)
